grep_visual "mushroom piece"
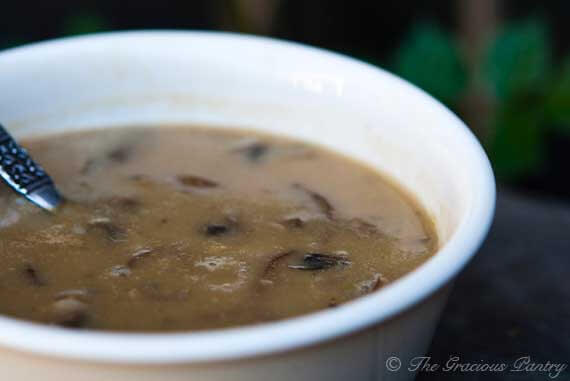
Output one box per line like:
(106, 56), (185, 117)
(288, 253), (351, 271)
(51, 298), (89, 328)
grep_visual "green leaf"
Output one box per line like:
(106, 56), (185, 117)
(488, 98), (545, 180)
(545, 58), (570, 133)
(63, 11), (108, 36)
(484, 20), (550, 101)
(392, 22), (466, 106)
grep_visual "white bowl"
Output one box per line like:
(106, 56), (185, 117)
(0, 31), (495, 380)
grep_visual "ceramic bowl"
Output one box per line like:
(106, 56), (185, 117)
(0, 31), (495, 381)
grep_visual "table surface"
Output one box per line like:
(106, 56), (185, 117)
(417, 188), (570, 380)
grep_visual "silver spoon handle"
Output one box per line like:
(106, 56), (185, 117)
(0, 124), (62, 211)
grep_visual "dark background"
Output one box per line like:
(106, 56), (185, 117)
(1, 1), (569, 380)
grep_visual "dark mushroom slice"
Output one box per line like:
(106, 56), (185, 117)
(87, 218), (127, 242)
(288, 253), (351, 271)
(204, 224), (229, 236)
(261, 250), (296, 279)
(107, 143), (134, 164)
(176, 175), (219, 188)
(81, 134), (143, 175)
(80, 142), (136, 175)
(202, 216), (239, 237)
(129, 174), (146, 181)
(22, 264), (46, 286)
(292, 183), (335, 219)
(232, 141), (269, 162)
(348, 218), (381, 237)
(280, 217), (305, 229)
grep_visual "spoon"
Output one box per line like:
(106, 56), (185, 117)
(0, 124), (62, 211)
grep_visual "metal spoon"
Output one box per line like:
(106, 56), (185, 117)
(0, 124), (62, 211)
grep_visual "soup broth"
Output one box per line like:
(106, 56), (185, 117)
(0, 126), (436, 331)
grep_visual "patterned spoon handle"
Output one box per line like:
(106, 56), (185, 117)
(0, 124), (62, 211)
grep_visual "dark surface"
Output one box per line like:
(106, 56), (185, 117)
(3, 1), (570, 59)
(417, 188), (570, 380)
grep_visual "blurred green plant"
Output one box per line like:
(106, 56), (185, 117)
(393, 23), (467, 107)
(546, 58), (570, 129)
(63, 11), (108, 36)
(485, 21), (550, 101)
(392, 19), (569, 182)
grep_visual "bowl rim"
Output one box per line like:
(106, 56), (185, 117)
(0, 30), (496, 364)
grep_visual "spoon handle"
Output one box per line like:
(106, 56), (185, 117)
(0, 124), (62, 211)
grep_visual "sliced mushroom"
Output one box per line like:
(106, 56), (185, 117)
(357, 273), (388, 294)
(288, 253), (351, 271)
(126, 248), (154, 268)
(232, 141), (269, 162)
(348, 218), (381, 237)
(261, 250), (296, 278)
(202, 216), (239, 237)
(51, 298), (89, 328)
(107, 144), (133, 163)
(204, 224), (229, 236)
(293, 183), (335, 219)
(87, 217), (127, 242)
(109, 265), (132, 277)
(280, 217), (305, 229)
(176, 175), (219, 188)
(22, 264), (45, 286)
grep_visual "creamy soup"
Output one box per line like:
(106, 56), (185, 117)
(0, 126), (436, 331)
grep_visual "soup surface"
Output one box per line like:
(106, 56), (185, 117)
(0, 126), (436, 331)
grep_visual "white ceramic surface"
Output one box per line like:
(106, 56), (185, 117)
(0, 31), (495, 380)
